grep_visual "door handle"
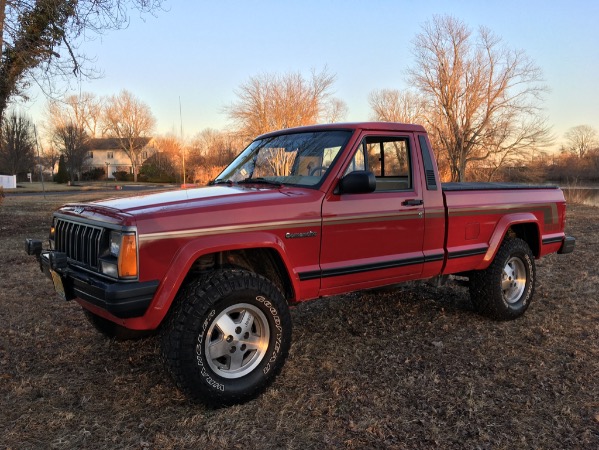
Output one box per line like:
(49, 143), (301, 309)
(402, 199), (423, 206)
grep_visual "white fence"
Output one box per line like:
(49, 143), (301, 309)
(0, 175), (17, 189)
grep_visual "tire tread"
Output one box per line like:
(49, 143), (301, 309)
(469, 238), (536, 321)
(160, 269), (291, 407)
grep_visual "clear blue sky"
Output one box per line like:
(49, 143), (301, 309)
(22, 0), (599, 150)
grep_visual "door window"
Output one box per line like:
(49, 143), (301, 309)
(345, 137), (411, 191)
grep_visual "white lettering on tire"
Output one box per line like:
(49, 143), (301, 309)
(195, 309), (225, 391)
(256, 295), (282, 375)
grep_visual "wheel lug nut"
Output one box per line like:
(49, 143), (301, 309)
(226, 335), (233, 343)
(240, 344), (247, 351)
(235, 326), (242, 334)
(229, 346), (236, 353)
(244, 332), (249, 339)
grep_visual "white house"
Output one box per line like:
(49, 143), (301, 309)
(84, 137), (156, 179)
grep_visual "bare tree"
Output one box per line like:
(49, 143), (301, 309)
(369, 89), (427, 123)
(190, 128), (240, 166)
(46, 93), (103, 138)
(323, 98), (348, 123)
(408, 15), (552, 181)
(45, 92), (100, 180)
(0, 1), (163, 123)
(41, 143), (60, 177)
(102, 90), (156, 181)
(0, 111), (35, 176)
(187, 128), (243, 183)
(153, 135), (183, 160)
(150, 134), (184, 181)
(225, 68), (343, 139)
(590, 148), (599, 177)
(52, 123), (90, 181)
(564, 125), (598, 158)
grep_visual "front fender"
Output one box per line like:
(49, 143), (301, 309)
(138, 231), (298, 329)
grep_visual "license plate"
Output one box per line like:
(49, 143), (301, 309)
(50, 269), (66, 300)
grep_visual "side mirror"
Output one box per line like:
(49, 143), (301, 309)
(337, 170), (376, 194)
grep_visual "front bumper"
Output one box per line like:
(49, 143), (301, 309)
(27, 240), (158, 319)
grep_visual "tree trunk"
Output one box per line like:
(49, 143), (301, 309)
(0, 0), (6, 55)
(0, 0), (12, 123)
(458, 158), (467, 182)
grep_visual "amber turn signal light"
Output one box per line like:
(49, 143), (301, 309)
(118, 234), (138, 278)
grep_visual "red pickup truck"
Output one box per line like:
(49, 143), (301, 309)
(26, 122), (574, 406)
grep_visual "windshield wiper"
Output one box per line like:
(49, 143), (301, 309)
(238, 177), (283, 187)
(211, 178), (233, 186)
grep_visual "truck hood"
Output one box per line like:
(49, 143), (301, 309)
(92, 186), (251, 214)
(58, 185), (323, 234)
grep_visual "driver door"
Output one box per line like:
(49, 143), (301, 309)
(319, 133), (425, 294)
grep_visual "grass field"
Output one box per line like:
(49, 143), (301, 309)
(1, 192), (597, 449)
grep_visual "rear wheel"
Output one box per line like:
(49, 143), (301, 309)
(160, 269), (292, 407)
(469, 238), (536, 320)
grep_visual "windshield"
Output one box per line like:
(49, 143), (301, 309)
(215, 130), (352, 187)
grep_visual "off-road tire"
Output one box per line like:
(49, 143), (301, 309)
(160, 269), (292, 407)
(83, 309), (154, 341)
(469, 238), (536, 321)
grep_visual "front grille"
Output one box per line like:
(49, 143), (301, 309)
(54, 219), (107, 271)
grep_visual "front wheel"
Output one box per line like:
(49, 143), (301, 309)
(160, 270), (292, 407)
(469, 238), (536, 321)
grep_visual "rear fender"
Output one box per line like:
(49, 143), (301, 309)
(477, 213), (540, 270)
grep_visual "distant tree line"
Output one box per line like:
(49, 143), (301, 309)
(2, 88), (597, 185)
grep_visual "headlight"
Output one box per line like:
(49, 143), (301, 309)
(100, 260), (119, 278)
(102, 231), (138, 279)
(110, 231), (122, 256)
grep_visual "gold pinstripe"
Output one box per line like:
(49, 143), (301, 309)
(139, 219), (322, 242)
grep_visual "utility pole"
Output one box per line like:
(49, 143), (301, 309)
(179, 96), (186, 185)
(33, 125), (46, 199)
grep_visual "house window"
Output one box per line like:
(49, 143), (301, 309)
(107, 151), (114, 159)
(141, 151), (148, 159)
(88, 151), (93, 158)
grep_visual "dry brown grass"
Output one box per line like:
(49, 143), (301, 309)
(1, 193), (598, 449)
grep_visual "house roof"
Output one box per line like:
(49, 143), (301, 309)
(89, 137), (152, 150)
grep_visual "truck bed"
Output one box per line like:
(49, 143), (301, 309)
(442, 182), (559, 191)
(440, 182), (567, 275)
